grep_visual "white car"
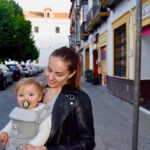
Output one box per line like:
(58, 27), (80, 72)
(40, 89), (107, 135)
(21, 64), (33, 77)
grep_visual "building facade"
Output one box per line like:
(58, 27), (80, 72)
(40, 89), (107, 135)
(24, 8), (70, 67)
(70, 0), (150, 103)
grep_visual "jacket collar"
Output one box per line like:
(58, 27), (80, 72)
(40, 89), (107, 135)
(49, 84), (77, 138)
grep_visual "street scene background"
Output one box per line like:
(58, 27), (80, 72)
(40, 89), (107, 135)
(0, 72), (150, 150)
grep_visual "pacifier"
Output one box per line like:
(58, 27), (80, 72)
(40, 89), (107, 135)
(22, 100), (31, 109)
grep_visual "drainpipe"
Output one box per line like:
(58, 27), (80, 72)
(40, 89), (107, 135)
(132, 0), (142, 150)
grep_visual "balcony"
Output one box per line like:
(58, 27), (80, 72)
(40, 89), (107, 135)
(80, 21), (88, 41)
(86, 0), (109, 33)
(70, 20), (75, 33)
(101, 0), (108, 7)
(104, 0), (124, 9)
(86, 7), (93, 32)
(75, 0), (80, 13)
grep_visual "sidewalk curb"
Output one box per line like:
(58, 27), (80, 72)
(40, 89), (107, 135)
(140, 107), (150, 115)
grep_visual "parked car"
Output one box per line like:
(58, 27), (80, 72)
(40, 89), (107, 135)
(0, 64), (13, 90)
(21, 64), (32, 77)
(31, 65), (39, 75)
(38, 66), (43, 73)
(6, 64), (23, 81)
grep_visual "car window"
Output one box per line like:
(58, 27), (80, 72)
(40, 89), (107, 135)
(5, 66), (10, 72)
(0, 64), (9, 72)
(8, 65), (16, 71)
(21, 65), (26, 68)
(0, 65), (3, 72)
(0, 65), (5, 72)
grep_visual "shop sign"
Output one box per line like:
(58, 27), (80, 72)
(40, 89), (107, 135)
(142, 3), (150, 19)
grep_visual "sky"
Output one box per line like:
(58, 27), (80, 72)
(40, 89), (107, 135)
(14, 0), (71, 12)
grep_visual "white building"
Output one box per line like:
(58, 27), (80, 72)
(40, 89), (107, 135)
(24, 8), (70, 67)
(70, 0), (150, 103)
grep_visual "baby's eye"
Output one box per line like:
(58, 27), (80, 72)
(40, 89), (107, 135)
(18, 94), (23, 97)
(29, 93), (34, 96)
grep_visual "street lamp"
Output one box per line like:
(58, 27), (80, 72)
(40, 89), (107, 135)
(132, 0), (142, 150)
(68, 35), (72, 47)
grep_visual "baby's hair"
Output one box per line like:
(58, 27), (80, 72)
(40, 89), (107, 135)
(16, 78), (44, 97)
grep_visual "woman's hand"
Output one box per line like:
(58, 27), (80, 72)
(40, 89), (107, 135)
(23, 144), (47, 150)
(23, 144), (35, 150)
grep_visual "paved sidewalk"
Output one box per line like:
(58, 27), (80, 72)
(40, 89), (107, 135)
(80, 77), (150, 150)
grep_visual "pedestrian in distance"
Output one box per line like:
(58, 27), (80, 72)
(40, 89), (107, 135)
(23, 46), (95, 150)
(0, 78), (52, 150)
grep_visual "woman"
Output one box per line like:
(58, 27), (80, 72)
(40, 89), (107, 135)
(23, 46), (95, 150)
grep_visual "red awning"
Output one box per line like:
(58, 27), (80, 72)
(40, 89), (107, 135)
(142, 25), (150, 37)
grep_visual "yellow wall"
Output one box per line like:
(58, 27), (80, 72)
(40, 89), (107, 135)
(83, 45), (90, 70)
(132, 0), (150, 79)
(98, 31), (108, 75)
(112, 12), (130, 79)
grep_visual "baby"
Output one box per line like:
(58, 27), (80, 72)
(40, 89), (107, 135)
(0, 78), (51, 150)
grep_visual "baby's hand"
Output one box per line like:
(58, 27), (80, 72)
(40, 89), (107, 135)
(0, 132), (9, 146)
(23, 144), (46, 150)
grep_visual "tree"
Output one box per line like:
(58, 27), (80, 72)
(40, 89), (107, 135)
(0, 0), (39, 62)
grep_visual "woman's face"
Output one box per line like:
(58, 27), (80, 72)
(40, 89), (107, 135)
(45, 56), (74, 89)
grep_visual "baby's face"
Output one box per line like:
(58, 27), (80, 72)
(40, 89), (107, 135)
(17, 85), (42, 109)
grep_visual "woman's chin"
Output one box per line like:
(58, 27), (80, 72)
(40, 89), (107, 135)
(48, 83), (56, 88)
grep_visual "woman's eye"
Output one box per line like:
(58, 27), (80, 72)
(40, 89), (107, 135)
(47, 67), (52, 72)
(56, 73), (63, 77)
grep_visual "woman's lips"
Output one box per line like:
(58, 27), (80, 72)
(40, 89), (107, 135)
(48, 80), (55, 85)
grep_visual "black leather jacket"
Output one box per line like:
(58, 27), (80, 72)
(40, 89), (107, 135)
(45, 85), (95, 150)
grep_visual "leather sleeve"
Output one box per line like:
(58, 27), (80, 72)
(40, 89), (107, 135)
(47, 91), (95, 150)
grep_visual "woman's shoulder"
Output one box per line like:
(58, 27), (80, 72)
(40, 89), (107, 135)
(62, 84), (90, 99)
(77, 88), (91, 99)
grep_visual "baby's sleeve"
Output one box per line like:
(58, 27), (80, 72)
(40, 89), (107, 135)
(1, 120), (12, 135)
(29, 114), (52, 147)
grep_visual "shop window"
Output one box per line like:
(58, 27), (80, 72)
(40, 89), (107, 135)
(114, 24), (126, 77)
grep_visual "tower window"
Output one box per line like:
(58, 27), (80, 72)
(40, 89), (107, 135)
(55, 27), (60, 33)
(34, 26), (39, 33)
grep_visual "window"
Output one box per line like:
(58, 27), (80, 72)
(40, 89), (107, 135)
(47, 12), (50, 18)
(34, 26), (39, 33)
(55, 27), (60, 33)
(114, 24), (126, 77)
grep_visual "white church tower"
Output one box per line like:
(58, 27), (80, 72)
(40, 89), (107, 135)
(24, 8), (70, 67)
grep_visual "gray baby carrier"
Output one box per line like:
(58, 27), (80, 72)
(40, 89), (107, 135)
(6, 105), (50, 150)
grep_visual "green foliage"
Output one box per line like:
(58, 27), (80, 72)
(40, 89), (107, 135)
(0, 0), (39, 62)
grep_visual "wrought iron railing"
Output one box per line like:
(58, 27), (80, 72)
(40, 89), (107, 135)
(93, 0), (102, 19)
(86, 0), (108, 31)
(80, 21), (87, 35)
(86, 7), (93, 29)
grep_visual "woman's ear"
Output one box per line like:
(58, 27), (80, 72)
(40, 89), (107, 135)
(68, 71), (76, 79)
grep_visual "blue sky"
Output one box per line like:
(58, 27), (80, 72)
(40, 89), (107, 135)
(14, 0), (71, 12)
